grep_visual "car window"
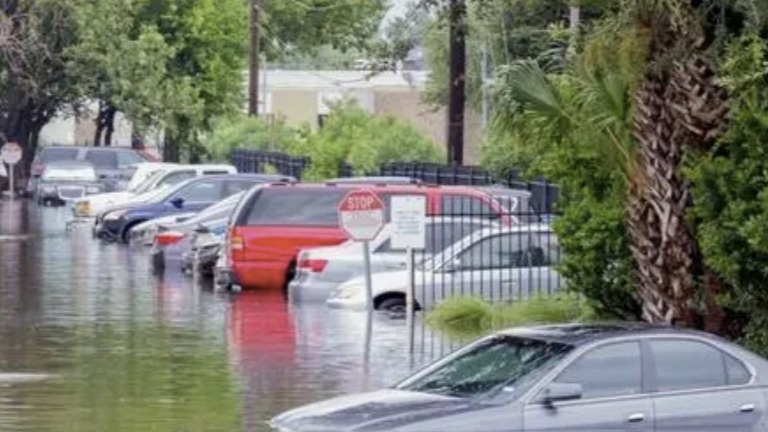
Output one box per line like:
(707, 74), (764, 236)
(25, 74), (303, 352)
(650, 340), (731, 392)
(725, 354), (751, 385)
(202, 170), (231, 175)
(158, 170), (196, 187)
(84, 150), (118, 169)
(39, 148), (79, 163)
(173, 181), (222, 203)
(530, 233), (561, 266)
(398, 336), (573, 399)
(225, 179), (257, 196)
(376, 221), (490, 254)
(245, 188), (347, 226)
(456, 233), (531, 271)
(554, 342), (642, 400)
(117, 151), (146, 167)
(442, 195), (497, 219)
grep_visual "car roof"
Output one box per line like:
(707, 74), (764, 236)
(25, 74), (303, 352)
(479, 186), (533, 198)
(498, 323), (716, 346)
(325, 176), (423, 185)
(43, 160), (95, 168)
(261, 182), (491, 195)
(175, 173), (294, 184)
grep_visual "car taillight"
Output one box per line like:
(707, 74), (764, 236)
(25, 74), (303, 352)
(154, 231), (184, 246)
(230, 235), (244, 251)
(298, 257), (328, 273)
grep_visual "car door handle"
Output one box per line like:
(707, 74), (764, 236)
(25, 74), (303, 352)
(627, 413), (644, 423)
(740, 404), (755, 413)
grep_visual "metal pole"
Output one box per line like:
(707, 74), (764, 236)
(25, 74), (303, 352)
(406, 246), (415, 353)
(363, 241), (374, 313)
(8, 164), (14, 200)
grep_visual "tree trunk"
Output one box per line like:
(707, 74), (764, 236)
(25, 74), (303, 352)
(631, 72), (698, 327)
(104, 105), (117, 147)
(163, 134), (180, 162)
(447, 0), (466, 165)
(93, 101), (117, 146)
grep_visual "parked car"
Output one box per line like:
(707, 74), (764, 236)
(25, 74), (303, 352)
(327, 224), (561, 312)
(478, 186), (540, 223)
(34, 160), (104, 206)
(128, 212), (198, 246)
(148, 191), (247, 270)
(289, 217), (501, 303)
(27, 145), (157, 195)
(97, 174), (291, 243)
(74, 163), (238, 218)
(180, 220), (228, 278)
(223, 183), (511, 292)
(272, 323), (768, 432)
(91, 184), (179, 238)
(114, 162), (178, 191)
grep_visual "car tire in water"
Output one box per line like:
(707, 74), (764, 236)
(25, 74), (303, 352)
(377, 296), (407, 313)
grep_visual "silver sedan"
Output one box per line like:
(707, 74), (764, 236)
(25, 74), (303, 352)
(272, 323), (768, 432)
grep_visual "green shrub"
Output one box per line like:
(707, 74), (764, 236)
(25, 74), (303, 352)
(203, 115), (305, 162)
(428, 293), (597, 340)
(303, 99), (443, 180)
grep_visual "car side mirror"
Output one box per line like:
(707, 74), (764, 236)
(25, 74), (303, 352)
(537, 383), (582, 408)
(170, 197), (184, 208)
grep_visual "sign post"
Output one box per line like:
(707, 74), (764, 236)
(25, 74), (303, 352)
(391, 195), (427, 353)
(338, 189), (385, 312)
(1, 142), (22, 200)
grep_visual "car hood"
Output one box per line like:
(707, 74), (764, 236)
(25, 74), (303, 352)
(271, 389), (482, 432)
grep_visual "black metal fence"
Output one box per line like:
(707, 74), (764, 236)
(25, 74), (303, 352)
(231, 149), (560, 213)
(403, 212), (564, 311)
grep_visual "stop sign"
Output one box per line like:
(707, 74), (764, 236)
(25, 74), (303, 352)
(0, 142), (22, 165)
(338, 189), (385, 241)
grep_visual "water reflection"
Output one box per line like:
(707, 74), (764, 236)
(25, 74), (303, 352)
(0, 201), (462, 432)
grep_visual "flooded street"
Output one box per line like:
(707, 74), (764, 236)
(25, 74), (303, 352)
(0, 200), (456, 432)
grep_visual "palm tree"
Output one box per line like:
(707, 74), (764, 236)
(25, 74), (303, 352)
(494, 0), (736, 328)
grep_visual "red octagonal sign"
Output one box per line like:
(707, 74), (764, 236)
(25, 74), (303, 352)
(338, 189), (385, 241)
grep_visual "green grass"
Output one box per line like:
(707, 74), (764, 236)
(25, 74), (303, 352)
(427, 293), (597, 341)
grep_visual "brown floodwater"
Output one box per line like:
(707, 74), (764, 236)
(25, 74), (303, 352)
(0, 199), (459, 432)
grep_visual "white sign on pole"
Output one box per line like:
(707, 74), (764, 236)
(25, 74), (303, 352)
(391, 195), (427, 250)
(0, 142), (22, 165)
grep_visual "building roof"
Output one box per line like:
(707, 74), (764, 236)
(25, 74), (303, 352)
(254, 69), (428, 91)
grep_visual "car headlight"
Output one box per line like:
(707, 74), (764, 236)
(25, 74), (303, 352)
(104, 209), (128, 221)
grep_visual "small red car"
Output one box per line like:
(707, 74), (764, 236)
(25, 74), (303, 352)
(224, 182), (512, 291)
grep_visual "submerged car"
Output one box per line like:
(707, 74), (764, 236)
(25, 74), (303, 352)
(327, 224), (561, 312)
(98, 174), (290, 243)
(35, 161), (104, 206)
(180, 219), (228, 278)
(149, 191), (246, 270)
(289, 217), (500, 303)
(75, 163), (237, 217)
(272, 323), (768, 432)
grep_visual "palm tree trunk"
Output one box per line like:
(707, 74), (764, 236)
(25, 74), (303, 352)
(631, 71), (697, 326)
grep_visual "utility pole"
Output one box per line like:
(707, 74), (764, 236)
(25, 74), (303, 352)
(447, 0), (466, 166)
(248, 0), (261, 116)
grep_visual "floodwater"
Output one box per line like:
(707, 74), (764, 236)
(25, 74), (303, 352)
(0, 200), (459, 432)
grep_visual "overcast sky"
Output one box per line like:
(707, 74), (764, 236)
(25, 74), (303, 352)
(383, 0), (414, 26)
